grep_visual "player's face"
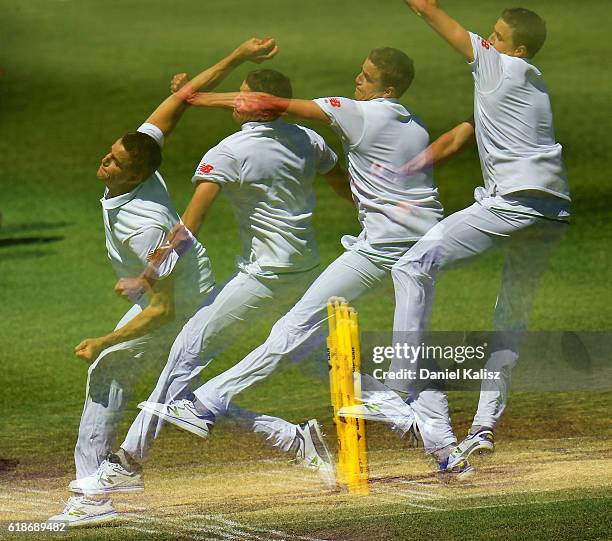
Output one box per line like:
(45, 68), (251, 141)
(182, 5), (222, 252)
(97, 139), (139, 192)
(354, 59), (387, 101)
(488, 18), (518, 56)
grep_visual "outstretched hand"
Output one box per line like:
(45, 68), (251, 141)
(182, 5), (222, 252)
(234, 37), (278, 63)
(169, 38), (277, 100)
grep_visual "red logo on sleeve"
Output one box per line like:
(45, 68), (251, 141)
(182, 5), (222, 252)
(481, 39), (490, 50)
(329, 98), (341, 108)
(197, 163), (214, 175)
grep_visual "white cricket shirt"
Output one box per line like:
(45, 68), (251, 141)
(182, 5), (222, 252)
(101, 123), (214, 309)
(192, 119), (337, 274)
(469, 32), (570, 201)
(313, 96), (444, 264)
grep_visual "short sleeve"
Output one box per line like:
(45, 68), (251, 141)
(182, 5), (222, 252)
(313, 97), (365, 147)
(192, 145), (240, 186)
(127, 227), (178, 280)
(468, 32), (504, 93)
(310, 132), (338, 174)
(137, 123), (164, 148)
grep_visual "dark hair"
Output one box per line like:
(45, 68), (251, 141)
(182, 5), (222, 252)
(120, 132), (162, 179)
(368, 47), (415, 97)
(501, 8), (547, 57)
(245, 69), (293, 99)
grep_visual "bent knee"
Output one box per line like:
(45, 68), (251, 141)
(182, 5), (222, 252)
(393, 243), (445, 279)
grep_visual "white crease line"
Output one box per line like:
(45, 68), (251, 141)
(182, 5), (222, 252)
(392, 480), (448, 498)
(211, 516), (330, 541)
(127, 524), (226, 541)
(393, 480), (440, 489)
(188, 533), (232, 541)
(377, 496), (442, 511)
(205, 514), (324, 539)
(129, 513), (281, 540)
(299, 508), (434, 526)
(389, 488), (445, 501)
(372, 489), (445, 512)
(453, 487), (611, 502)
(465, 479), (532, 489)
(185, 514), (331, 541)
(515, 436), (598, 443)
(403, 501), (442, 511)
(128, 522), (243, 541)
(456, 495), (610, 512)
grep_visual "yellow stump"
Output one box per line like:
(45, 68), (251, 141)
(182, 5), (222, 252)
(327, 297), (369, 495)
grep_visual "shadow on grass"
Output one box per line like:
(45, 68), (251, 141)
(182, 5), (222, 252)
(0, 221), (72, 234)
(0, 236), (64, 248)
(0, 458), (19, 472)
(0, 249), (58, 260)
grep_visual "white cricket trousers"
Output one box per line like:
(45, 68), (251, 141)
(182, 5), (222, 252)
(388, 193), (568, 449)
(192, 249), (404, 426)
(74, 295), (204, 479)
(119, 267), (319, 463)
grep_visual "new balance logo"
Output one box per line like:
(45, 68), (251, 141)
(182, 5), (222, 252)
(197, 163), (214, 175)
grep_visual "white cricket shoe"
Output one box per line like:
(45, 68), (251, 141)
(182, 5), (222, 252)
(294, 419), (336, 489)
(137, 398), (215, 438)
(338, 388), (414, 433)
(437, 454), (475, 480)
(48, 496), (118, 527)
(449, 428), (495, 465)
(69, 455), (143, 495)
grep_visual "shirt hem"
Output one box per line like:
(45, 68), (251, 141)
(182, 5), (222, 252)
(242, 262), (321, 276)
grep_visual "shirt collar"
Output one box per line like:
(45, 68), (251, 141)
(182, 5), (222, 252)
(372, 97), (401, 103)
(240, 119), (283, 131)
(100, 178), (147, 210)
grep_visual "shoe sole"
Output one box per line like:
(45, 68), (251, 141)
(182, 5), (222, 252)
(307, 420), (336, 489)
(308, 420), (334, 465)
(462, 440), (495, 460)
(49, 511), (119, 528)
(69, 484), (144, 495)
(457, 466), (475, 481)
(138, 402), (209, 439)
(438, 465), (475, 482)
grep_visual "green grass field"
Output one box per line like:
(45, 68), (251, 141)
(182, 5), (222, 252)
(1, 1), (611, 540)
